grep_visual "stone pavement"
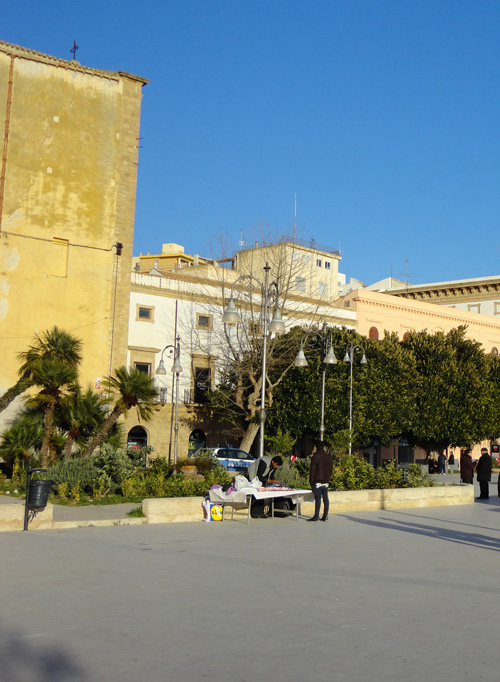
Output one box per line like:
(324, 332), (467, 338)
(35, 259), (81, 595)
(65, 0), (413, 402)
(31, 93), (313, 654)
(1, 480), (500, 682)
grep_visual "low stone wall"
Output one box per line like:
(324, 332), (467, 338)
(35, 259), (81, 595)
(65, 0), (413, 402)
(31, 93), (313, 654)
(300, 484), (474, 516)
(0, 503), (53, 531)
(142, 496), (205, 523)
(141, 485), (474, 523)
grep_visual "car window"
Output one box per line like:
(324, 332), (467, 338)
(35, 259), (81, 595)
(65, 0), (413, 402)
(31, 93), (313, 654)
(236, 450), (251, 459)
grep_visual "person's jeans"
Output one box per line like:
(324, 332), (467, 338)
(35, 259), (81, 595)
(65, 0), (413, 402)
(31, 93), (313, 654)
(313, 484), (329, 518)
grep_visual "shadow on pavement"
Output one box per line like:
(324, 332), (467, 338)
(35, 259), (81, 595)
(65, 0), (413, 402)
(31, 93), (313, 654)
(341, 511), (500, 552)
(387, 505), (500, 533)
(0, 621), (92, 682)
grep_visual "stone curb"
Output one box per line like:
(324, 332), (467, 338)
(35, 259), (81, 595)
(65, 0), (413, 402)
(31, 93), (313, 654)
(51, 518), (147, 530)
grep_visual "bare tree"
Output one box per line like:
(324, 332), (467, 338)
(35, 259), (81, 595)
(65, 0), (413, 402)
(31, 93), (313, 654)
(174, 232), (347, 452)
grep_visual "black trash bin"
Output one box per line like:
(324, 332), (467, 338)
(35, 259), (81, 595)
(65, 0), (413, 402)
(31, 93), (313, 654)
(27, 480), (53, 510)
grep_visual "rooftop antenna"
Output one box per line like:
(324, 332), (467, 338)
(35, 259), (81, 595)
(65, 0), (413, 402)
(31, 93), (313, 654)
(70, 40), (79, 61)
(396, 259), (412, 296)
(293, 192), (297, 242)
(239, 229), (245, 248)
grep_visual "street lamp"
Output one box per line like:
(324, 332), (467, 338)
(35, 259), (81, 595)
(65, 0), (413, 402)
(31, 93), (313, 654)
(343, 342), (367, 455)
(222, 263), (286, 459)
(155, 335), (183, 467)
(294, 323), (338, 441)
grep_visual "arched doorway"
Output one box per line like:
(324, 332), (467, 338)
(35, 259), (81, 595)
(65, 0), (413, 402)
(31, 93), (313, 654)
(188, 429), (206, 457)
(127, 426), (148, 450)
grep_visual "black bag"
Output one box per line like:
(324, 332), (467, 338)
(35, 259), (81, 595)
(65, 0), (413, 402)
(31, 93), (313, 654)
(273, 497), (296, 518)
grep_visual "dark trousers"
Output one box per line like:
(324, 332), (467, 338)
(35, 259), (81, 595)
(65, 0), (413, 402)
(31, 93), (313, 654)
(312, 484), (329, 518)
(479, 481), (490, 499)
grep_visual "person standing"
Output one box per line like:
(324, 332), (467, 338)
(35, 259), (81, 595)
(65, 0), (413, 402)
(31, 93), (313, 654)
(437, 451), (447, 474)
(476, 447), (492, 500)
(308, 440), (333, 522)
(460, 448), (474, 485)
(448, 451), (455, 470)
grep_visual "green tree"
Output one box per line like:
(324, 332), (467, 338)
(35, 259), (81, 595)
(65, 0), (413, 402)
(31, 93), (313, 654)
(83, 367), (158, 457)
(58, 386), (110, 459)
(27, 357), (78, 466)
(401, 326), (497, 453)
(0, 326), (82, 414)
(0, 412), (44, 470)
(267, 327), (415, 449)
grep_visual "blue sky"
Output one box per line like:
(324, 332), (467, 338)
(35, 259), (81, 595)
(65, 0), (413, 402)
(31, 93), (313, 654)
(4, 1), (500, 285)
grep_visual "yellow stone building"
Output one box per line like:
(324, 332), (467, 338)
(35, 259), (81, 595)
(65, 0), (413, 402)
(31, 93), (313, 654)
(0, 41), (148, 423)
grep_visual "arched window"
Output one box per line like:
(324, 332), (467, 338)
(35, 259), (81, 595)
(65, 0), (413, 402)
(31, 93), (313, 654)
(189, 429), (207, 456)
(402, 332), (410, 341)
(491, 347), (499, 356)
(127, 426), (148, 450)
(368, 326), (379, 340)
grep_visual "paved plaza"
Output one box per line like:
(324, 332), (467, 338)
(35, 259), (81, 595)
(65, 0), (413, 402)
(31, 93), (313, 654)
(2, 483), (500, 682)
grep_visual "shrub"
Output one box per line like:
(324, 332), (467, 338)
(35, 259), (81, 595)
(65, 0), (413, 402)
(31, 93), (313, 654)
(47, 457), (101, 494)
(275, 459), (309, 489)
(127, 445), (154, 468)
(93, 444), (136, 486)
(405, 463), (437, 488)
(92, 474), (112, 499)
(372, 460), (402, 489)
(149, 456), (170, 476)
(330, 454), (375, 491)
(192, 450), (215, 476)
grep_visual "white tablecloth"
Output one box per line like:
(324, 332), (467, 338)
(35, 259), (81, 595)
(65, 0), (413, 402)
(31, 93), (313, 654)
(209, 487), (312, 503)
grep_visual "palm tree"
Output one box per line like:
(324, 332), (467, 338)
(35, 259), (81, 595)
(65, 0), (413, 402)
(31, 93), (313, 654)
(0, 412), (44, 470)
(27, 358), (78, 466)
(58, 386), (109, 459)
(83, 367), (158, 458)
(0, 326), (82, 414)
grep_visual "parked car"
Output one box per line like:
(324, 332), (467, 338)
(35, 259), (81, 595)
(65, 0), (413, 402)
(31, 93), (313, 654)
(208, 447), (256, 473)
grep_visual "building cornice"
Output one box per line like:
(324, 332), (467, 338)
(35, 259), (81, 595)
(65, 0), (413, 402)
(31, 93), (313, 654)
(0, 40), (149, 85)
(389, 277), (500, 302)
(351, 290), (500, 333)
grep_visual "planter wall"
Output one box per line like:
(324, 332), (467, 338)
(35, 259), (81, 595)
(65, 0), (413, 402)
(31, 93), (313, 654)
(141, 485), (474, 524)
(0, 502), (53, 532)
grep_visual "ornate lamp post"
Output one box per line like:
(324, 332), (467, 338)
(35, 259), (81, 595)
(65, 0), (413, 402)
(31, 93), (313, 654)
(155, 336), (183, 467)
(294, 323), (338, 440)
(343, 342), (367, 455)
(222, 263), (286, 459)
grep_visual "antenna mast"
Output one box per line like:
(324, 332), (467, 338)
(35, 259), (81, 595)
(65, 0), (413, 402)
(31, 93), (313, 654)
(293, 192), (297, 241)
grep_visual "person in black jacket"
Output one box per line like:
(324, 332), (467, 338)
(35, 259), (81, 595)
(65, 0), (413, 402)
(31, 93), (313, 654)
(308, 440), (333, 522)
(476, 448), (492, 500)
(460, 448), (474, 485)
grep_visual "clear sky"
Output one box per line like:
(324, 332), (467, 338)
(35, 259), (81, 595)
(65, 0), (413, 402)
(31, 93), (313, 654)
(4, 1), (500, 285)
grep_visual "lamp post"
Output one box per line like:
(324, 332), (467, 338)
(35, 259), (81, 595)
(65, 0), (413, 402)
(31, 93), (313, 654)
(343, 342), (367, 455)
(155, 336), (183, 467)
(222, 263), (286, 459)
(294, 323), (338, 441)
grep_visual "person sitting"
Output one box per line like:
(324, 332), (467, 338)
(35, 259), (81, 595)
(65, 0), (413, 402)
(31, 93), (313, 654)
(247, 456), (283, 518)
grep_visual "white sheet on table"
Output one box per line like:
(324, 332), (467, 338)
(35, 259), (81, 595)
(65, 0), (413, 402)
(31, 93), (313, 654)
(209, 488), (312, 503)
